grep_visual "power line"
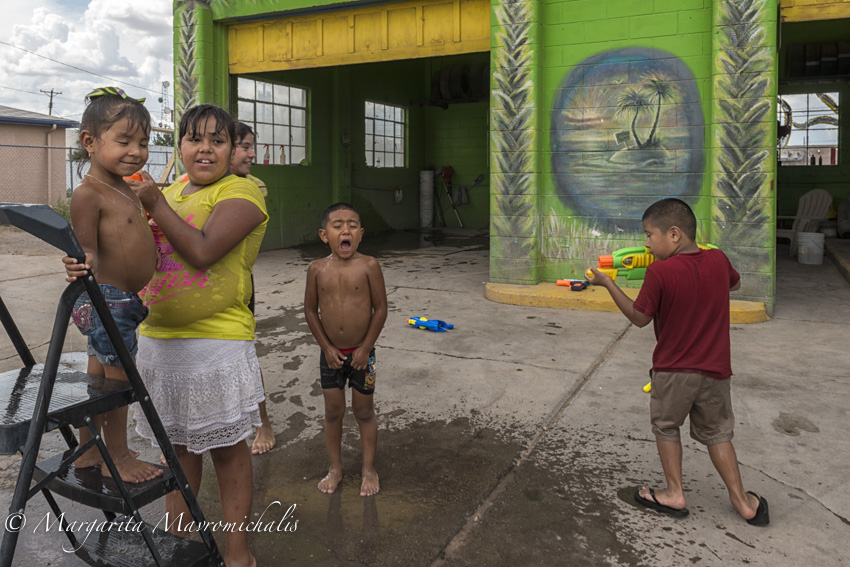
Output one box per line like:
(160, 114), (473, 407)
(0, 40), (159, 95)
(0, 85), (83, 105)
(0, 84), (166, 119)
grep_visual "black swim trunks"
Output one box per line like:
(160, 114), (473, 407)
(320, 348), (376, 395)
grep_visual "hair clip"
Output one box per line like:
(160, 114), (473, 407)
(85, 86), (146, 104)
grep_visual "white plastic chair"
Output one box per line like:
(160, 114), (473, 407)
(776, 189), (833, 256)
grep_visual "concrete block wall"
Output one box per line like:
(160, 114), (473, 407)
(539, 0), (715, 284)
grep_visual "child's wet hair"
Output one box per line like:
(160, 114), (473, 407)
(321, 202), (360, 228)
(78, 87), (150, 174)
(179, 104), (236, 147)
(235, 122), (254, 144)
(642, 198), (697, 240)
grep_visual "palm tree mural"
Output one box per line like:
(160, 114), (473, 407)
(644, 73), (676, 146)
(615, 87), (651, 148)
(173, 1), (209, 124)
(614, 74), (678, 149)
(491, 0), (537, 282)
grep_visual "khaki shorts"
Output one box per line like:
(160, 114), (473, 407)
(649, 371), (734, 446)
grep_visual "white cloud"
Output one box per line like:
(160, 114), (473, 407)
(0, 0), (173, 124)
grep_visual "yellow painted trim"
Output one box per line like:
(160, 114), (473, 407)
(228, 0), (489, 73)
(780, 0), (850, 22)
(484, 283), (770, 324)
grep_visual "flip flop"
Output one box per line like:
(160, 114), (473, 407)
(745, 491), (770, 526)
(634, 488), (689, 518)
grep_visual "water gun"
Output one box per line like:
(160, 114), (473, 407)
(586, 244), (718, 281)
(123, 172), (144, 181)
(556, 279), (588, 291)
(407, 316), (453, 332)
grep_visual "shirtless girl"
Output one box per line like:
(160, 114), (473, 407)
(304, 203), (387, 497)
(65, 87), (162, 483)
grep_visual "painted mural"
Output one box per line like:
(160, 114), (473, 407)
(711, 0), (774, 300)
(490, 0), (538, 283)
(174, 1), (204, 123)
(551, 49), (705, 235)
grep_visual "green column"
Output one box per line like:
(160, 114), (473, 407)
(173, 0), (217, 125)
(489, 0), (541, 285)
(709, 0), (778, 314)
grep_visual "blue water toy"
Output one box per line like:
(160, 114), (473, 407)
(407, 316), (454, 332)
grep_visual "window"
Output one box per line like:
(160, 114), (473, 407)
(778, 92), (839, 166)
(236, 77), (307, 165)
(365, 101), (405, 168)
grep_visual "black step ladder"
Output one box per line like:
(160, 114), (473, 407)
(0, 203), (223, 566)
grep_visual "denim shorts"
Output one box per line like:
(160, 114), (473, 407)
(72, 284), (149, 368)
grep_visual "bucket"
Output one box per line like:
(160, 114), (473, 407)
(797, 231), (825, 265)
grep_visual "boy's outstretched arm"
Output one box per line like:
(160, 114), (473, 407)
(587, 267), (652, 328)
(351, 258), (388, 371)
(304, 262), (346, 369)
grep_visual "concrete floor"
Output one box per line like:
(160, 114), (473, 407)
(0, 230), (849, 566)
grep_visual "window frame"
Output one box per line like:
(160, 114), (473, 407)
(778, 90), (840, 167)
(235, 77), (309, 166)
(364, 100), (407, 169)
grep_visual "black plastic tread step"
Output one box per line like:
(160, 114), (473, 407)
(0, 364), (135, 454)
(72, 515), (214, 567)
(33, 451), (176, 514)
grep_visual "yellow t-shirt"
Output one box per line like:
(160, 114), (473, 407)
(140, 175), (268, 340)
(246, 174), (268, 200)
(179, 173), (267, 200)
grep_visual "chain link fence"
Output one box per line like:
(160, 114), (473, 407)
(0, 144), (175, 207)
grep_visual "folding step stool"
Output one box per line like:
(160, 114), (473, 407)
(0, 203), (223, 566)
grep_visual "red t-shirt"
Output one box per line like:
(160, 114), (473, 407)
(633, 249), (740, 379)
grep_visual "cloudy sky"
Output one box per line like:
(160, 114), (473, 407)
(0, 0), (174, 124)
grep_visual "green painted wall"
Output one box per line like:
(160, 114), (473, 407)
(207, 0), (354, 20)
(238, 67), (335, 250)
(348, 60), (428, 234)
(537, 0), (716, 284)
(179, 0), (783, 311)
(777, 18), (850, 216)
(423, 54), (491, 229)
(234, 56), (490, 249)
(492, 0), (776, 310)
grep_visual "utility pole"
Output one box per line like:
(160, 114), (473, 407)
(40, 88), (61, 115)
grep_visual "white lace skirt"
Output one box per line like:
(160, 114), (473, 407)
(133, 336), (264, 454)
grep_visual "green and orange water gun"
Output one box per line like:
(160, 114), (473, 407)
(586, 244), (718, 281)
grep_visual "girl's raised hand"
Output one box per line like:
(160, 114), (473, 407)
(126, 170), (161, 211)
(63, 253), (93, 282)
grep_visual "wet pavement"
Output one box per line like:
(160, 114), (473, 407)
(0, 229), (849, 566)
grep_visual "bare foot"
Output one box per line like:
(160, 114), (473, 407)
(74, 448), (103, 469)
(251, 424), (276, 455)
(76, 446), (138, 467)
(102, 453), (164, 483)
(318, 469), (343, 494)
(361, 470), (380, 497)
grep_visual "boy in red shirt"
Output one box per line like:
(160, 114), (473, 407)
(588, 198), (769, 526)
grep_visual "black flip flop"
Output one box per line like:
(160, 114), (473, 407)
(745, 491), (770, 526)
(634, 488), (689, 518)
